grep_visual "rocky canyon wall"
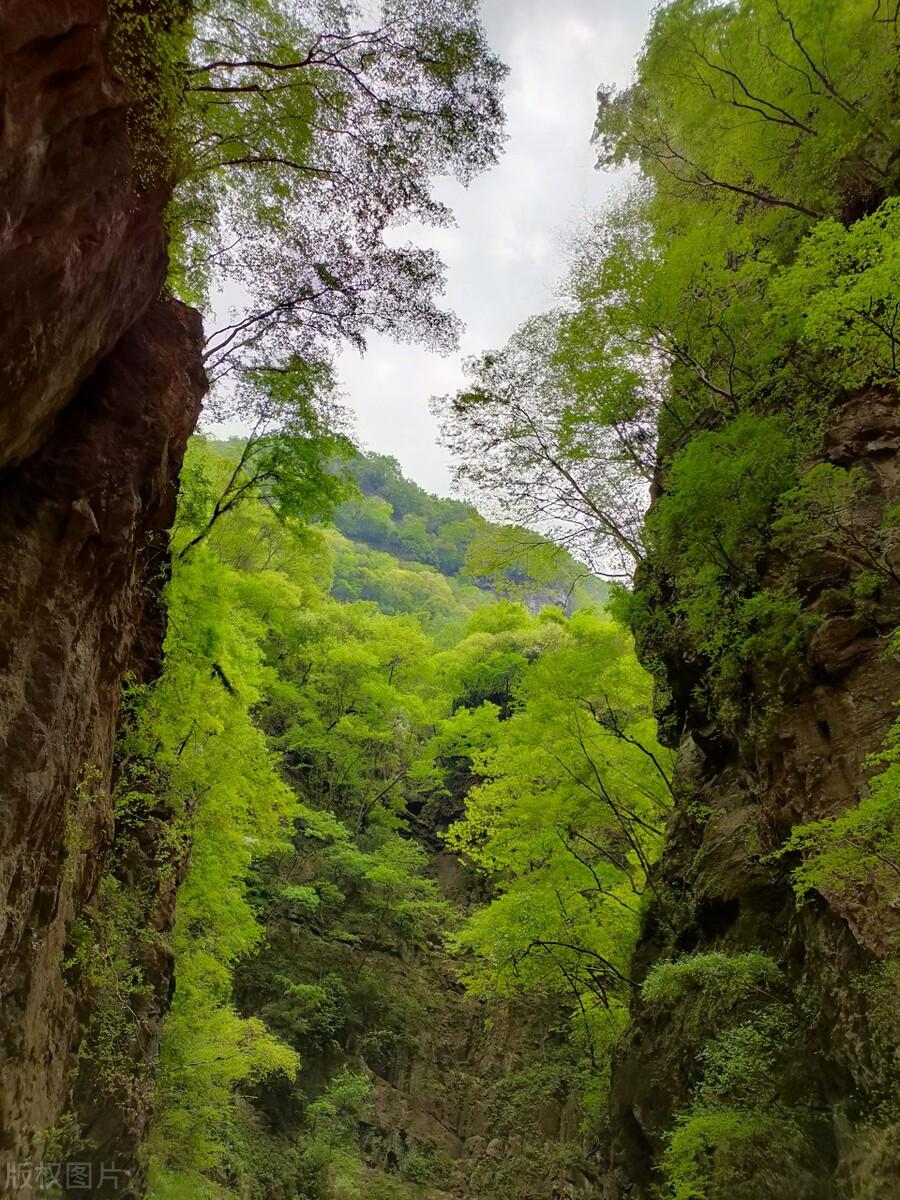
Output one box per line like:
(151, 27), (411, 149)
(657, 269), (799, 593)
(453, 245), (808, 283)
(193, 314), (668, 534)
(600, 391), (900, 1199)
(0, 1), (205, 1189)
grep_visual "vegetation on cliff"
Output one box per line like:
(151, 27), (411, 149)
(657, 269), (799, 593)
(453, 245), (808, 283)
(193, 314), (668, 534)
(435, 0), (900, 1195)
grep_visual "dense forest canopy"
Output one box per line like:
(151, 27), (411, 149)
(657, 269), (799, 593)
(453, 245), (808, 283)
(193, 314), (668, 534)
(96, 439), (664, 1199)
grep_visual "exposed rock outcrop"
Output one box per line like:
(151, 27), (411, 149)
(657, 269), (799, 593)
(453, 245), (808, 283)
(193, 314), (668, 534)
(0, 0), (205, 1189)
(0, 0), (173, 468)
(601, 391), (900, 1198)
(358, 968), (596, 1199)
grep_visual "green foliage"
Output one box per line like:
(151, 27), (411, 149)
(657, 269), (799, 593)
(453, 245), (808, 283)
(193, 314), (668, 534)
(436, 0), (900, 609)
(770, 198), (900, 386)
(333, 451), (607, 611)
(787, 784), (900, 911)
(63, 764), (103, 884)
(141, 488), (311, 1190)
(648, 415), (801, 591)
(425, 0), (900, 1194)
(175, 0), (506, 372)
(660, 1106), (819, 1200)
(328, 529), (489, 630)
(642, 951), (781, 1009)
(139, 434), (661, 1197)
(400, 1146), (441, 1185)
(178, 366), (356, 559)
(773, 462), (900, 591)
(784, 711), (900, 944)
(109, 0), (195, 185)
(646, 955), (822, 1199)
(462, 523), (609, 609)
(597, 0), (899, 222)
(335, 495), (399, 552)
(307, 1068), (373, 1147)
(694, 1005), (799, 1108)
(64, 876), (155, 1120)
(435, 307), (651, 577)
(154, 0), (510, 560)
(856, 961), (900, 1117)
(642, 952), (783, 1051)
(444, 610), (673, 1098)
(628, 415), (821, 722)
(133, 0), (900, 1195)
(332, 475), (481, 602)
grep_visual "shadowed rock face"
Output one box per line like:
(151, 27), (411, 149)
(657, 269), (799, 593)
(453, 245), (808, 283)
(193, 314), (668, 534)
(0, 301), (206, 1178)
(0, 0), (205, 1187)
(600, 391), (900, 1199)
(0, 0), (172, 468)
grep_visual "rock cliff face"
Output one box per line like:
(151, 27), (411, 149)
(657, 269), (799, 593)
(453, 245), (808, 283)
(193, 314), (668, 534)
(0, 0), (174, 467)
(357, 952), (596, 1200)
(601, 391), (900, 1198)
(0, 0), (205, 1187)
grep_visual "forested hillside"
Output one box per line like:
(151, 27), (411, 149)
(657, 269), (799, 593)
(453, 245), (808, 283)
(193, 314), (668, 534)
(331, 450), (609, 612)
(106, 439), (667, 1199)
(1, 2), (899, 1200)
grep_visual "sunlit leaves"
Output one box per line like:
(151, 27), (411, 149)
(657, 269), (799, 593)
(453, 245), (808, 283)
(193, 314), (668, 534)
(143, 544), (303, 1190)
(770, 198), (900, 387)
(442, 610), (673, 1079)
(596, 0), (899, 223)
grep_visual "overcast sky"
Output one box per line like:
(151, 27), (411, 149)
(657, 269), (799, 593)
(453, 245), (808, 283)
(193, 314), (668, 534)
(337, 0), (653, 495)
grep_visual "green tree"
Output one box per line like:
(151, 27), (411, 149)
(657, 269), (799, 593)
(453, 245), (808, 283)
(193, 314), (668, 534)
(440, 611), (673, 1105)
(177, 0), (507, 381)
(140, 545), (305, 1194)
(436, 311), (650, 578)
(595, 0), (899, 224)
(770, 198), (900, 387)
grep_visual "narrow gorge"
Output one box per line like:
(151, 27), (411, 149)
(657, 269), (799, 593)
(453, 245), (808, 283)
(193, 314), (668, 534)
(0, 3), (897, 1200)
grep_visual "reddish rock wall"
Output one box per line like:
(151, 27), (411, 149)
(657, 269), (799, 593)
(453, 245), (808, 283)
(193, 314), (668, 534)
(0, 0), (205, 1189)
(0, 0), (172, 467)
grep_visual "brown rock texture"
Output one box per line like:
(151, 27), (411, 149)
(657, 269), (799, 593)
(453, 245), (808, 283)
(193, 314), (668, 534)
(0, 0), (172, 468)
(0, 301), (205, 1182)
(0, 0), (206, 1190)
(600, 391), (900, 1198)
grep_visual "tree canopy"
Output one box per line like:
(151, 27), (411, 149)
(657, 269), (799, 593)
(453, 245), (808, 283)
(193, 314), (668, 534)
(101, 437), (663, 1199)
(173, 0), (506, 387)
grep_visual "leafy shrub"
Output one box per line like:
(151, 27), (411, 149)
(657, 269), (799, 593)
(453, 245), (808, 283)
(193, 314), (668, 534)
(784, 712), (900, 943)
(856, 961), (900, 1116)
(64, 876), (154, 1119)
(635, 415), (817, 720)
(402, 1146), (440, 1184)
(770, 198), (900, 390)
(642, 952), (782, 1009)
(694, 1005), (798, 1108)
(660, 1106), (820, 1200)
(649, 416), (801, 594)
